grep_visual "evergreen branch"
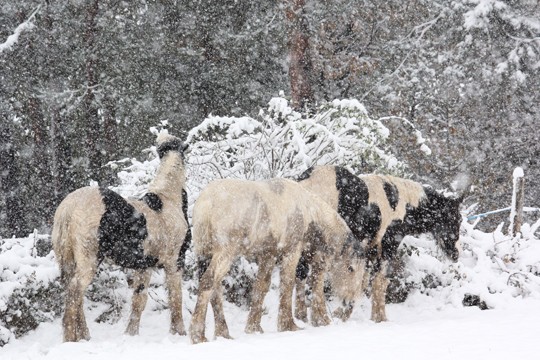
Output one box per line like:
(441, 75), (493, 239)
(0, 5), (41, 54)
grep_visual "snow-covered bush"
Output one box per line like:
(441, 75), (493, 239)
(385, 220), (540, 309)
(0, 234), (61, 346)
(186, 97), (425, 195)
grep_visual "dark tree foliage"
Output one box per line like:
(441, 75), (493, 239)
(0, 0), (288, 236)
(1, 1), (539, 236)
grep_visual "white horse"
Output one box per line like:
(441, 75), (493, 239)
(188, 178), (363, 344)
(52, 133), (189, 342)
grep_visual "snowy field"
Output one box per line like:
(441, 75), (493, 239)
(2, 219), (540, 360)
(2, 283), (539, 360)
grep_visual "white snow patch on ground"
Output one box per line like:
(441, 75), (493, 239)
(2, 289), (539, 360)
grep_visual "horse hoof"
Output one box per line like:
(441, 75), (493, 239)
(215, 325), (233, 339)
(245, 323), (264, 334)
(170, 325), (187, 336)
(190, 333), (208, 344)
(215, 332), (233, 340)
(332, 308), (349, 321)
(278, 322), (302, 332)
(371, 314), (387, 323)
(63, 335), (81, 343)
(311, 315), (331, 327)
(125, 326), (139, 336)
(294, 311), (308, 323)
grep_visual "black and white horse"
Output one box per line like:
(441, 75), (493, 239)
(297, 165), (462, 322)
(52, 133), (189, 342)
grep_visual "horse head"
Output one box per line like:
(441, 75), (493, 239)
(427, 190), (463, 262)
(156, 133), (189, 160)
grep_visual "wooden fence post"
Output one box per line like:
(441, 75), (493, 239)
(510, 167), (525, 237)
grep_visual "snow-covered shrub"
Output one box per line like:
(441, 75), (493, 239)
(0, 235), (61, 345)
(387, 220), (540, 309)
(186, 97), (423, 195)
(86, 266), (130, 325)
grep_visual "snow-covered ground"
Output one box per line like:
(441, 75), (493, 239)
(2, 282), (538, 360)
(2, 218), (540, 360)
(2, 150), (539, 359)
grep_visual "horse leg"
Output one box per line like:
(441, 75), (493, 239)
(63, 267), (95, 342)
(164, 264), (186, 335)
(245, 255), (275, 334)
(332, 300), (355, 322)
(294, 278), (308, 322)
(277, 242), (303, 332)
(371, 259), (389, 323)
(210, 291), (232, 339)
(310, 252), (331, 327)
(63, 277), (84, 342)
(294, 252), (310, 322)
(190, 253), (233, 344)
(125, 269), (152, 335)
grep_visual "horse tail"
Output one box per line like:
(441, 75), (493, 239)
(51, 205), (76, 287)
(192, 214), (213, 257)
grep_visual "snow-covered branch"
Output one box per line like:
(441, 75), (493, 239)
(0, 6), (41, 54)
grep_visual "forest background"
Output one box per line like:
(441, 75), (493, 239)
(1, 0), (540, 237)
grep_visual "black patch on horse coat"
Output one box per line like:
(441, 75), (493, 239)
(141, 192), (163, 212)
(197, 256), (211, 281)
(177, 188), (192, 270)
(157, 138), (186, 159)
(335, 166), (381, 246)
(296, 254), (310, 281)
(98, 188), (158, 269)
(295, 222), (324, 280)
(381, 220), (404, 261)
(383, 182), (399, 211)
(386, 186), (460, 261)
(294, 166), (373, 280)
(400, 187), (449, 235)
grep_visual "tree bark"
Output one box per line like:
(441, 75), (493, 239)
(0, 123), (26, 237)
(285, 0), (314, 111)
(83, 0), (102, 184)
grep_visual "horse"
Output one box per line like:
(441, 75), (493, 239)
(296, 165), (462, 322)
(51, 133), (189, 342)
(188, 178), (363, 344)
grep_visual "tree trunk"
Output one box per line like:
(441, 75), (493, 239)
(50, 108), (73, 207)
(285, 0), (314, 111)
(101, 97), (118, 187)
(0, 123), (26, 237)
(26, 96), (57, 230)
(83, 0), (102, 184)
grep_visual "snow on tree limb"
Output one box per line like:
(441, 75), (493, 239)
(0, 6), (41, 55)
